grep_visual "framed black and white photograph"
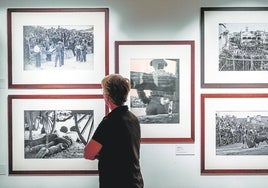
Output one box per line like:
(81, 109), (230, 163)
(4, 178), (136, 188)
(8, 95), (107, 175)
(7, 8), (109, 89)
(201, 7), (268, 88)
(201, 93), (268, 174)
(115, 41), (195, 143)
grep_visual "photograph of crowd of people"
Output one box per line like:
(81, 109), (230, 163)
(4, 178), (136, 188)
(216, 111), (268, 155)
(129, 58), (180, 124)
(23, 25), (94, 70)
(24, 110), (94, 159)
(219, 23), (268, 71)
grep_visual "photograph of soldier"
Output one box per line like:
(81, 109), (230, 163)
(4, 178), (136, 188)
(130, 58), (179, 124)
(216, 111), (268, 155)
(33, 41), (41, 68)
(54, 41), (64, 67)
(23, 25), (94, 70)
(219, 23), (268, 71)
(24, 110), (94, 159)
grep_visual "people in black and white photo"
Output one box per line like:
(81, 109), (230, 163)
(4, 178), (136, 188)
(130, 58), (179, 124)
(216, 112), (268, 155)
(81, 41), (87, 62)
(23, 25), (94, 70)
(24, 110), (93, 159)
(55, 41), (64, 67)
(136, 59), (173, 115)
(75, 42), (82, 62)
(33, 42), (41, 68)
(219, 23), (268, 71)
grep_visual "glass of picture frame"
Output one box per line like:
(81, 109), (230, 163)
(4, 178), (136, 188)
(115, 40), (195, 143)
(8, 94), (107, 175)
(201, 93), (268, 174)
(7, 8), (109, 89)
(201, 7), (268, 88)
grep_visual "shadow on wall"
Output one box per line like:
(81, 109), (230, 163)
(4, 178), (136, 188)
(110, 0), (199, 38)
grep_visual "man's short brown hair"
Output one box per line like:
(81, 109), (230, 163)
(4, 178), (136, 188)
(101, 74), (131, 106)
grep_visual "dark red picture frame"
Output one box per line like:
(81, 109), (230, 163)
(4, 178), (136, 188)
(115, 41), (195, 143)
(201, 93), (268, 174)
(201, 7), (268, 88)
(7, 8), (109, 89)
(8, 94), (108, 175)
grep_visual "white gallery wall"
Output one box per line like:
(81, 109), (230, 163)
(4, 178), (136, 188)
(1, 0), (268, 187)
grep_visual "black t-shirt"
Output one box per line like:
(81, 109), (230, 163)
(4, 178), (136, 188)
(92, 106), (144, 188)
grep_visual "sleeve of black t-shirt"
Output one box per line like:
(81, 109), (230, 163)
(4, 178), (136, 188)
(92, 118), (108, 146)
